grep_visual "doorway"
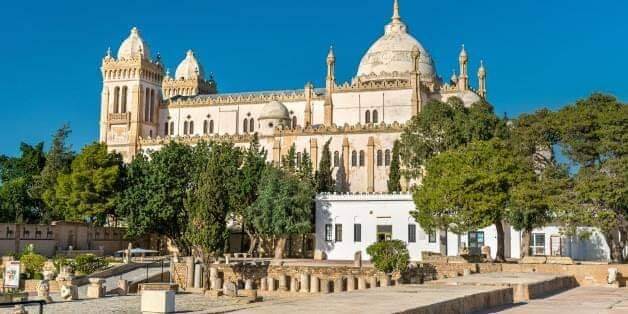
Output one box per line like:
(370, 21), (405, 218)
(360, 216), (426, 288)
(468, 231), (485, 256)
(377, 225), (392, 242)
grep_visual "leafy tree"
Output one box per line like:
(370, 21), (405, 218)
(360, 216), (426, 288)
(387, 140), (401, 193)
(366, 240), (409, 274)
(186, 142), (242, 282)
(0, 142), (46, 183)
(249, 165), (314, 258)
(282, 144), (297, 171)
(56, 142), (123, 224)
(412, 139), (531, 261)
(315, 138), (334, 193)
(0, 177), (32, 223)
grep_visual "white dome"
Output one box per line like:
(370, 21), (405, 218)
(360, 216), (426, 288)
(356, 1), (437, 82)
(175, 50), (205, 80)
(259, 101), (290, 120)
(458, 90), (482, 105)
(117, 27), (150, 60)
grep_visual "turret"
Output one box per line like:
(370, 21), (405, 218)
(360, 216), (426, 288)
(478, 60), (487, 98)
(163, 50), (217, 98)
(324, 46), (335, 126)
(410, 46), (422, 115)
(304, 82), (314, 127)
(458, 44), (468, 91)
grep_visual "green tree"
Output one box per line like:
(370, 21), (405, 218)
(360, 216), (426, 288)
(387, 140), (401, 193)
(412, 139), (531, 261)
(298, 149), (314, 183)
(56, 142), (123, 224)
(315, 139), (334, 192)
(249, 165), (314, 258)
(282, 144), (297, 171)
(366, 240), (410, 274)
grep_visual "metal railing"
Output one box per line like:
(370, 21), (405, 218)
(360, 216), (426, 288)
(0, 300), (45, 314)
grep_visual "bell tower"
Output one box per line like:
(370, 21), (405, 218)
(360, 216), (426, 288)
(100, 27), (164, 162)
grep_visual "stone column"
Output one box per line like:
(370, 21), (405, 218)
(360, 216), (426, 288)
(367, 136), (375, 192)
(260, 277), (268, 291)
(245, 279), (254, 290)
(333, 278), (343, 293)
(278, 274), (288, 292)
(342, 137), (350, 182)
(358, 277), (367, 290)
(214, 278), (223, 291)
(382, 275), (392, 287)
(300, 273), (310, 293)
(118, 279), (129, 296)
(290, 277), (299, 293)
(185, 257), (194, 290)
(310, 276), (319, 293)
(272, 139), (281, 166)
(369, 276), (378, 289)
(346, 276), (355, 291)
(310, 139), (319, 171)
(209, 267), (218, 289)
(320, 278), (330, 294)
(268, 277), (276, 291)
(194, 263), (202, 288)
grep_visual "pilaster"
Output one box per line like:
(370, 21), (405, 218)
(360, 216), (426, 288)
(367, 136), (375, 192)
(310, 138), (318, 171)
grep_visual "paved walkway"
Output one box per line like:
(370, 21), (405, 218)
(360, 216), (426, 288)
(482, 287), (628, 314)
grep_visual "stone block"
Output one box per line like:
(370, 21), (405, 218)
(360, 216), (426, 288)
(118, 279), (129, 296)
(141, 290), (175, 313)
(608, 268), (619, 285)
(520, 256), (547, 264)
(60, 283), (78, 301)
(546, 256), (575, 265)
(463, 269), (472, 276)
(223, 281), (238, 297)
(205, 289), (223, 298)
(268, 277), (276, 291)
(260, 277), (268, 291)
(243, 289), (258, 299)
(86, 278), (106, 299)
(381, 275), (392, 287)
(245, 279), (254, 290)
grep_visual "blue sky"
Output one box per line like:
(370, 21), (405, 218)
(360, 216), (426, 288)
(0, 0), (626, 156)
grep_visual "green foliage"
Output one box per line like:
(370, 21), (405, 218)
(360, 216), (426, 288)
(298, 149), (314, 183)
(73, 254), (108, 274)
(55, 142), (123, 224)
(19, 252), (46, 279)
(282, 144), (297, 171)
(366, 240), (409, 274)
(387, 140), (401, 193)
(315, 138), (334, 193)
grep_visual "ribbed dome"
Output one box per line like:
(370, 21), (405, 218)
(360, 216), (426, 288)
(356, 0), (436, 82)
(259, 101), (290, 120)
(117, 27), (150, 60)
(175, 50), (205, 80)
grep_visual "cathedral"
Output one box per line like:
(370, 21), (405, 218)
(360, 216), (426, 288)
(99, 0), (487, 193)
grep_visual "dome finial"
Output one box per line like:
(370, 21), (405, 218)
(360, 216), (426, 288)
(392, 0), (401, 21)
(327, 45), (335, 61)
(106, 47), (112, 57)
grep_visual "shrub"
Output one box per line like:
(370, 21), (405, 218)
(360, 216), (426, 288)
(73, 254), (108, 275)
(366, 240), (410, 274)
(19, 253), (46, 279)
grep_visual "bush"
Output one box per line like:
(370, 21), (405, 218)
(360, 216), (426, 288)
(19, 253), (46, 279)
(73, 254), (108, 275)
(366, 240), (410, 274)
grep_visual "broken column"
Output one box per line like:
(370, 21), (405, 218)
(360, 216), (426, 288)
(382, 274), (392, 287)
(300, 273), (310, 293)
(118, 279), (129, 296)
(290, 277), (299, 293)
(260, 277), (268, 291)
(346, 275), (355, 291)
(369, 276), (378, 289)
(37, 280), (53, 303)
(268, 277), (276, 291)
(333, 278), (343, 293)
(310, 276), (319, 293)
(278, 274), (288, 292)
(358, 277), (367, 290)
(320, 278), (330, 294)
(86, 278), (106, 299)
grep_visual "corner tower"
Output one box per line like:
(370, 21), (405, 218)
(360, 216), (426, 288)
(100, 27), (164, 161)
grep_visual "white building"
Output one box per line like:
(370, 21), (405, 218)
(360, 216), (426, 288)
(315, 193), (612, 262)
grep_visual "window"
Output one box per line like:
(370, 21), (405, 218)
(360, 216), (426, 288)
(333, 151), (340, 167)
(203, 120), (208, 134)
(468, 231), (484, 255)
(292, 116), (297, 129)
(113, 87), (120, 113)
(385, 149), (391, 166)
(243, 118), (248, 133)
(189, 121), (194, 134)
(351, 151), (357, 167)
(408, 224), (416, 243)
(377, 150), (383, 166)
(249, 118), (255, 133)
(169, 122), (175, 135)
(354, 224), (361, 242)
(325, 224), (333, 242)
(335, 224), (343, 242)
(359, 150), (365, 167)
(144, 87), (150, 120)
(164, 122), (169, 136)
(428, 230), (437, 243)
(365, 110), (371, 123)
(372, 110), (379, 123)
(150, 90), (156, 122)
(183, 121), (189, 135)
(209, 120), (214, 134)
(530, 233), (546, 256)
(121, 86), (128, 113)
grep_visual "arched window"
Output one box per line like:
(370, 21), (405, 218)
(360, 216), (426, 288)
(113, 87), (120, 113)
(203, 120), (208, 134)
(351, 151), (357, 167)
(183, 121), (189, 135)
(377, 150), (383, 166)
(164, 122), (169, 136)
(189, 121), (194, 135)
(372, 110), (379, 123)
(209, 120), (214, 134)
(249, 118), (255, 132)
(243, 118), (248, 133)
(333, 151), (340, 167)
(169, 121), (175, 135)
(150, 89), (156, 122)
(365, 110), (371, 124)
(385, 149), (391, 166)
(359, 150), (365, 167)
(121, 86), (128, 113)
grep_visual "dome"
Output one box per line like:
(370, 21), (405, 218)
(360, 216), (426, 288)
(259, 101), (290, 120)
(458, 90), (482, 105)
(356, 0), (437, 82)
(117, 27), (150, 60)
(175, 50), (205, 80)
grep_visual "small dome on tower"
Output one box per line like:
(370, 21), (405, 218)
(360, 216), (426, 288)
(259, 100), (290, 120)
(478, 60), (486, 78)
(459, 44), (468, 61)
(117, 27), (151, 60)
(175, 50), (205, 80)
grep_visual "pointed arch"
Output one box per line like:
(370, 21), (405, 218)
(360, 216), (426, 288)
(243, 118), (249, 133)
(351, 150), (357, 167)
(372, 110), (379, 123)
(359, 150), (365, 167)
(249, 118), (255, 133)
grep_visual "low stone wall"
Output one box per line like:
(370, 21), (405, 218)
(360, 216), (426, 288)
(414, 287), (513, 314)
(502, 263), (628, 287)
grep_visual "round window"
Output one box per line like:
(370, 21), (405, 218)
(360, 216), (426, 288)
(268, 122), (274, 128)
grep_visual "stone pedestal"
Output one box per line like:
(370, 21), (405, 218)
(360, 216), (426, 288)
(346, 276), (355, 291)
(60, 283), (79, 301)
(369, 276), (378, 289)
(87, 278), (106, 299)
(333, 278), (343, 293)
(300, 274), (310, 293)
(382, 275), (392, 287)
(260, 277), (268, 291)
(310, 276), (319, 293)
(268, 277), (276, 291)
(37, 280), (53, 303)
(141, 290), (175, 313)
(223, 281), (238, 297)
(118, 279), (129, 296)
(320, 279), (330, 294)
(278, 275), (288, 292)
(214, 278), (223, 291)
(608, 268), (619, 286)
(245, 279), (254, 290)
(358, 277), (367, 290)
(194, 263), (203, 288)
(185, 257), (194, 290)
(290, 277), (299, 293)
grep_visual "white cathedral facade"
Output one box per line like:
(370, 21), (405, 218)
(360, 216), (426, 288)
(99, 0), (487, 193)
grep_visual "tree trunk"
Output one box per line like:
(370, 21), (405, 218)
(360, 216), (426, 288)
(274, 236), (288, 259)
(520, 229), (531, 258)
(604, 229), (625, 263)
(245, 230), (257, 256)
(494, 220), (506, 262)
